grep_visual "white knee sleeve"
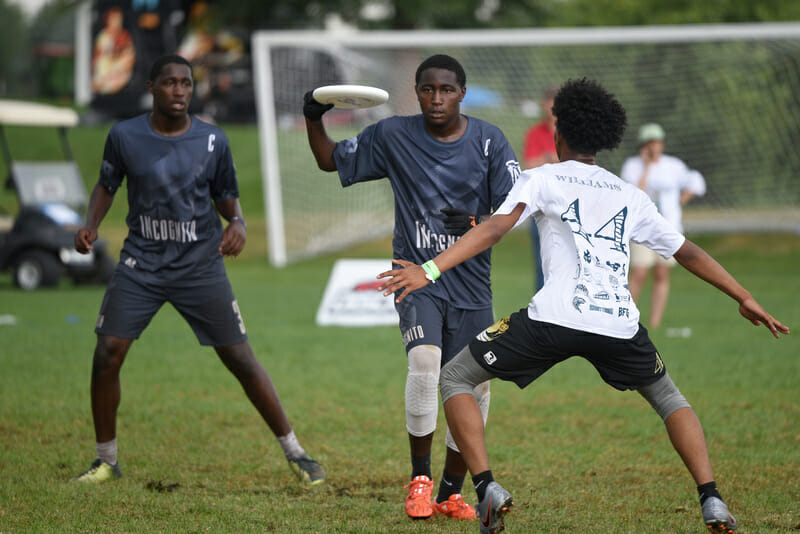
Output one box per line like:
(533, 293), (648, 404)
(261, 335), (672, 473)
(405, 345), (442, 437)
(445, 380), (490, 452)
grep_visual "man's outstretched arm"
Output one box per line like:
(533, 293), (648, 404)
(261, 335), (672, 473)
(378, 203), (526, 302)
(673, 239), (790, 338)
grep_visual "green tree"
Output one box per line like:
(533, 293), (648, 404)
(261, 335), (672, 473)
(29, 0), (77, 98)
(0, 0), (31, 95)
(212, 0), (800, 31)
(508, 0), (800, 27)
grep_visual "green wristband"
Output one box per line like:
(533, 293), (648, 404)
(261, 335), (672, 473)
(421, 260), (440, 282)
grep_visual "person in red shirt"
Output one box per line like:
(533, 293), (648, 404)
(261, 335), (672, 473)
(522, 86), (558, 169)
(521, 86), (558, 292)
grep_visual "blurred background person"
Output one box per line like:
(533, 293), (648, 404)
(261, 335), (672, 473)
(621, 123), (706, 329)
(91, 6), (135, 95)
(521, 85), (558, 293)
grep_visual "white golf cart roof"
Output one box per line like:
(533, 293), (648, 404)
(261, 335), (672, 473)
(0, 100), (79, 128)
(0, 100), (85, 209)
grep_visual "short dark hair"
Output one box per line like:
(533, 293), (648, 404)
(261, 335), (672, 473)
(415, 54), (466, 87)
(149, 54), (193, 82)
(552, 78), (626, 154)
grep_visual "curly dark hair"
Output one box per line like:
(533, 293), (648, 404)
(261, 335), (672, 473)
(552, 78), (627, 154)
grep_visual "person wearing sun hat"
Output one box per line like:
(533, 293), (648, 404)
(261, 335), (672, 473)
(620, 122), (707, 329)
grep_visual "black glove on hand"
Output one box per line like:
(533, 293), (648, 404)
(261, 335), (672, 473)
(441, 208), (480, 236)
(303, 91), (334, 121)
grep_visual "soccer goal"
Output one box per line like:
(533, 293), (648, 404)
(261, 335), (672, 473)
(252, 23), (800, 266)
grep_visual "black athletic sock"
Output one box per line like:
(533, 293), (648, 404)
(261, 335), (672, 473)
(411, 454), (432, 479)
(697, 481), (723, 505)
(472, 470), (494, 502)
(436, 469), (465, 503)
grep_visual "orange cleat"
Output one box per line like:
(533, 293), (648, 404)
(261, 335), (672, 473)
(433, 493), (478, 520)
(404, 475), (434, 519)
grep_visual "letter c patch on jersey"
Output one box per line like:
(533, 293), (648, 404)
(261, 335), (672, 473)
(208, 134), (216, 152)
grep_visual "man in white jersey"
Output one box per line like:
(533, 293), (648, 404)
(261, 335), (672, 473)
(378, 78), (789, 534)
(621, 123), (707, 328)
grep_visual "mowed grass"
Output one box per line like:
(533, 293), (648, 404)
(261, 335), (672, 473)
(0, 227), (798, 533)
(0, 122), (798, 532)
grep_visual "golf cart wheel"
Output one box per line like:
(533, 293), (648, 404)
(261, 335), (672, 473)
(12, 250), (61, 290)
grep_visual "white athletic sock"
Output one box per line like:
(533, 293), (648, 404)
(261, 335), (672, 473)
(96, 438), (117, 466)
(277, 431), (306, 459)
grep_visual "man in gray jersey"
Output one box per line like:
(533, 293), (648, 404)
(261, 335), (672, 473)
(72, 54), (324, 486)
(379, 78), (788, 534)
(305, 54), (520, 520)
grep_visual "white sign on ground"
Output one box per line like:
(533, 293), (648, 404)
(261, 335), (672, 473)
(316, 259), (399, 327)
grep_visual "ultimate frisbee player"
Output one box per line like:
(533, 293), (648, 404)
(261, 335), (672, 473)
(379, 78), (788, 533)
(305, 54), (520, 520)
(73, 54), (324, 486)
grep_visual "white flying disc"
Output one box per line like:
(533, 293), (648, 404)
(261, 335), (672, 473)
(313, 85), (389, 109)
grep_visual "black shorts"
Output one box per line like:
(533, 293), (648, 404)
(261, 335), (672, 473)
(396, 290), (494, 364)
(468, 308), (665, 391)
(95, 264), (248, 347)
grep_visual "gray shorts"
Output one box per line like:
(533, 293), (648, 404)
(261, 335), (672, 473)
(95, 264), (248, 347)
(395, 290), (494, 364)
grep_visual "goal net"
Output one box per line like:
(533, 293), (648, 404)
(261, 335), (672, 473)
(252, 23), (800, 266)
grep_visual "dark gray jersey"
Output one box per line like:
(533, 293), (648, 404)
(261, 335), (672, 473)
(334, 114), (520, 309)
(99, 114), (238, 279)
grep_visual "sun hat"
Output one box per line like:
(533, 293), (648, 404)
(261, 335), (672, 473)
(637, 123), (665, 143)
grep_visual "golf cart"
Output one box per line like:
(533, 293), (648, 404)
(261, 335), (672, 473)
(0, 100), (113, 290)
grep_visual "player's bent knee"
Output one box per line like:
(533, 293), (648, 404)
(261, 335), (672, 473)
(637, 372), (690, 421)
(406, 373), (439, 436)
(216, 342), (261, 378)
(407, 344), (441, 374)
(405, 345), (441, 436)
(440, 346), (492, 404)
(93, 335), (131, 369)
(406, 372), (438, 416)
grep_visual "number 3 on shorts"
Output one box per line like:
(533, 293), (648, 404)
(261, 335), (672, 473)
(232, 300), (246, 335)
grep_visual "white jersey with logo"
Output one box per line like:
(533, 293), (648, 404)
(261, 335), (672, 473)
(495, 160), (685, 338)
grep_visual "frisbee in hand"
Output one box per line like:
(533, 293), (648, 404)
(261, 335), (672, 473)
(312, 85), (389, 109)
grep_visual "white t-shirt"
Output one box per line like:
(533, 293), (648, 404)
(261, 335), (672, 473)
(620, 154), (706, 233)
(495, 160), (685, 338)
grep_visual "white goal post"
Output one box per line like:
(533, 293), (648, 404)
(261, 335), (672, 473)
(252, 23), (800, 266)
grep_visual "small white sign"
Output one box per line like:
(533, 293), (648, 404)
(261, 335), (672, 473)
(316, 259), (399, 327)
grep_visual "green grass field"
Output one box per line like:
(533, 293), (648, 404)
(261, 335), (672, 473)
(0, 123), (798, 532)
(1, 228), (798, 533)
